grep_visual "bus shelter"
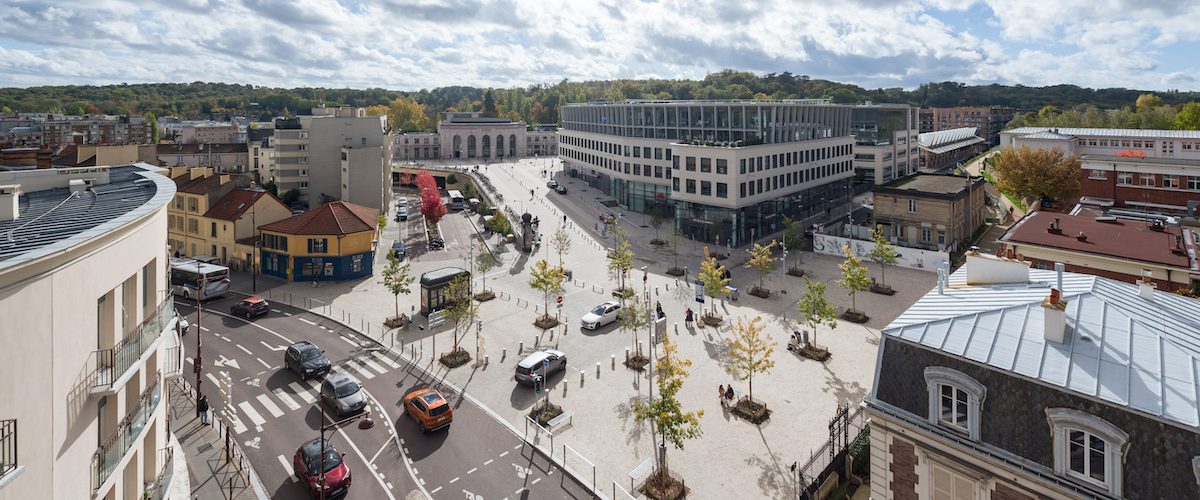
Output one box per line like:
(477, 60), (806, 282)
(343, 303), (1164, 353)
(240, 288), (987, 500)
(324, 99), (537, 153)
(419, 267), (470, 315)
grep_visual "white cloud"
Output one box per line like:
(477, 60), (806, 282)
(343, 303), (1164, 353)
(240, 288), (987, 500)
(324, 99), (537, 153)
(0, 0), (1194, 91)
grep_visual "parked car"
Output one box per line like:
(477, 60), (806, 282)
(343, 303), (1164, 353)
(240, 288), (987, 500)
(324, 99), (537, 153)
(514, 350), (567, 385)
(321, 372), (366, 417)
(293, 438), (351, 498)
(230, 296), (269, 319)
(555, 185), (568, 194)
(547, 180), (558, 189)
(580, 301), (622, 330)
(177, 313), (190, 334)
(390, 240), (406, 261)
(403, 388), (453, 433)
(397, 206), (409, 221)
(284, 341), (331, 379)
(397, 197), (408, 207)
(428, 237), (445, 249)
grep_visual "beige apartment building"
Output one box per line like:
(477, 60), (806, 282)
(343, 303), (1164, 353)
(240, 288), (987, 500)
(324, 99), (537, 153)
(0, 164), (185, 500)
(274, 107), (390, 211)
(873, 173), (987, 252)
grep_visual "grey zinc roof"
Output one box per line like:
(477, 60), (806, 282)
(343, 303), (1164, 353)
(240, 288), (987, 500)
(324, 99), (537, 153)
(0, 164), (174, 270)
(886, 268), (1200, 429)
(1019, 131), (1075, 140)
(1006, 126), (1200, 139)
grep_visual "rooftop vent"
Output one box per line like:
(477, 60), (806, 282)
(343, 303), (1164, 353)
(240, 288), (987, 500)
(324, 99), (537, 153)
(1094, 216), (1118, 223)
(1150, 219), (1166, 232)
(1076, 232), (1087, 242)
(1048, 217), (1062, 234)
(1042, 288), (1068, 343)
(0, 184), (19, 222)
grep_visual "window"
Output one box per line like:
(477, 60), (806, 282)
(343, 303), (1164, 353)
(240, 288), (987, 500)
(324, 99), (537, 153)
(1089, 169), (1106, 180)
(908, 200), (918, 212)
(686, 157), (696, 171)
(700, 158), (711, 173)
(922, 228), (932, 242)
(655, 166), (663, 178)
(716, 159), (728, 175)
(308, 238), (328, 253)
(1140, 174), (1155, 186)
(739, 183), (746, 197)
(633, 147), (640, 158)
(739, 159), (746, 174)
(633, 164), (641, 176)
(1117, 172), (1133, 185)
(924, 367), (986, 440)
(685, 179), (696, 194)
(716, 182), (728, 198)
(672, 178), (680, 192)
(1163, 174), (1179, 188)
(1189, 176), (1200, 190)
(210, 222), (217, 237)
(700, 181), (711, 196)
(643, 147), (651, 158)
(672, 156), (680, 169)
(1046, 408), (1128, 496)
(654, 148), (663, 160)
(930, 461), (979, 500)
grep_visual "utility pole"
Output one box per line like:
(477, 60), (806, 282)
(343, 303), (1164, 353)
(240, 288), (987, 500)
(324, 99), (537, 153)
(194, 259), (203, 415)
(252, 207), (258, 292)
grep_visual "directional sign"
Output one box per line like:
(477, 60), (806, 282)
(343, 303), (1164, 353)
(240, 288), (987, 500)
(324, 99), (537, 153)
(213, 355), (240, 370)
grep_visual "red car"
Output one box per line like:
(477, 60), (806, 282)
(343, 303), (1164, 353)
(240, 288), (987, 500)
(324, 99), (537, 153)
(293, 438), (351, 498)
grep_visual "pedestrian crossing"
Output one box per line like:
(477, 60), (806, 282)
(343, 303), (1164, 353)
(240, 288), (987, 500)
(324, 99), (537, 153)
(212, 350), (405, 436)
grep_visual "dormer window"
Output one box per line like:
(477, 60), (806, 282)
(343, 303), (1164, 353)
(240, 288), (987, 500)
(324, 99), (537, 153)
(1046, 408), (1128, 496)
(924, 367), (986, 440)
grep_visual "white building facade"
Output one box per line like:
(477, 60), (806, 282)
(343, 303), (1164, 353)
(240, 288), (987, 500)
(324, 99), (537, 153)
(851, 104), (921, 186)
(1000, 127), (1200, 161)
(392, 113), (557, 162)
(0, 164), (185, 500)
(273, 107), (391, 211)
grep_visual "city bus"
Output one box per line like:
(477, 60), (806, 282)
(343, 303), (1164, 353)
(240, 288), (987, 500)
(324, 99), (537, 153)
(169, 258), (231, 300)
(447, 190), (465, 211)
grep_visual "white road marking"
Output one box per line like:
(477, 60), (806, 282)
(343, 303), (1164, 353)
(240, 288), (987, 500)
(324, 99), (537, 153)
(361, 357), (388, 375)
(344, 360), (376, 380)
(531, 477), (541, 485)
(229, 413), (248, 434)
(338, 335), (356, 346)
(334, 425), (398, 500)
(369, 351), (402, 369)
(237, 401), (266, 428)
(185, 357), (194, 365)
(387, 482), (393, 490)
(278, 455), (297, 482)
(298, 317), (317, 326)
(256, 357), (271, 369)
(205, 373), (221, 388)
(466, 467), (477, 474)
(199, 325), (210, 332)
(256, 394), (284, 418)
(449, 477), (459, 484)
(259, 341), (286, 352)
(271, 388), (301, 411)
(287, 382), (316, 403)
(221, 336), (232, 342)
(236, 344), (253, 355)
(368, 439), (394, 465)
(271, 309), (283, 313)
(499, 451), (509, 458)
(430, 486), (442, 494)
(483, 459), (494, 465)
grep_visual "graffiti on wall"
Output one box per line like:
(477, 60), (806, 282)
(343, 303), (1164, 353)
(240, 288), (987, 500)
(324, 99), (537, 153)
(812, 234), (948, 273)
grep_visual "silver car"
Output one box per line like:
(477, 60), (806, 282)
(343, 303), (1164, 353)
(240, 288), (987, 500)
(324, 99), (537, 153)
(580, 301), (621, 330)
(321, 372), (366, 417)
(514, 350), (567, 385)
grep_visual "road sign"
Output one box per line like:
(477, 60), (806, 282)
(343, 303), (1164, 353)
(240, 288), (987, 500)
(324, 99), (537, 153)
(556, 295), (563, 305)
(694, 280), (705, 303)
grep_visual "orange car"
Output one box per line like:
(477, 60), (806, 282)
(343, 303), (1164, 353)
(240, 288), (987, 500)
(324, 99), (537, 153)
(403, 388), (453, 433)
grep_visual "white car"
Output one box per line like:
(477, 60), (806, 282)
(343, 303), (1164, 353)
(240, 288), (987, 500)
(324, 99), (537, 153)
(581, 301), (622, 330)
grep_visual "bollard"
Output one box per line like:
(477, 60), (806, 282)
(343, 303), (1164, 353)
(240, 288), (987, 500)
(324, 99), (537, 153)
(535, 336), (540, 347)
(580, 370), (585, 385)
(674, 322), (679, 334)
(502, 348), (507, 361)
(549, 330), (554, 341)
(484, 355), (489, 366)
(625, 347), (629, 361)
(638, 340), (643, 355)
(519, 341), (524, 353)
(596, 362), (601, 378)
(611, 354), (616, 369)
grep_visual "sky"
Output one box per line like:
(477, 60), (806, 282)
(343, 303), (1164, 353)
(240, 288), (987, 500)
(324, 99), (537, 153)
(0, 0), (1197, 92)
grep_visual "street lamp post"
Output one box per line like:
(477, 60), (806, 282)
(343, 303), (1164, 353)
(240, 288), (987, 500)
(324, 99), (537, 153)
(317, 410), (374, 500)
(194, 259), (203, 416)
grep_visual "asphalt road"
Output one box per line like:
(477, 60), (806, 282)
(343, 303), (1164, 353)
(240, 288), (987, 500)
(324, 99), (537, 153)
(180, 294), (592, 500)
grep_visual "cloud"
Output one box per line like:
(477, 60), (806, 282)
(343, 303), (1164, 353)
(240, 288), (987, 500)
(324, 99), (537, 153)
(0, 0), (1195, 92)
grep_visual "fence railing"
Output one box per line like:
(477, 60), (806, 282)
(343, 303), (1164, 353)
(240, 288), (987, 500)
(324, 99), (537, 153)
(149, 446), (175, 500)
(93, 298), (175, 390)
(796, 405), (868, 499)
(173, 376), (268, 498)
(0, 419), (16, 482)
(93, 372), (162, 492)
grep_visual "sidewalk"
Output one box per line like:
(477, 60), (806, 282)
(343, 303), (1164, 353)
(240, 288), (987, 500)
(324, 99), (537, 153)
(169, 377), (266, 500)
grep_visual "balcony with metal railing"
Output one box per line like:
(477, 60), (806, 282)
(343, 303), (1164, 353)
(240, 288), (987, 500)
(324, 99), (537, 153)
(92, 298), (177, 395)
(147, 447), (175, 500)
(0, 419), (22, 490)
(92, 373), (161, 493)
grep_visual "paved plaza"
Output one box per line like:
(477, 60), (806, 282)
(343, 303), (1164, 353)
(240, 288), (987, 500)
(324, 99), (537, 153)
(255, 158), (937, 498)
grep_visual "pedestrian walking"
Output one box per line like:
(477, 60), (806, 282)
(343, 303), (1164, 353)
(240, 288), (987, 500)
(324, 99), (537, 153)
(718, 385), (726, 406)
(725, 385), (734, 402)
(198, 395), (211, 425)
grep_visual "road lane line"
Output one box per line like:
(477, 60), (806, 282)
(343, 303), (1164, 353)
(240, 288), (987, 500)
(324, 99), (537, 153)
(277, 455), (297, 482)
(205, 373), (221, 388)
(361, 388), (427, 499)
(531, 477), (541, 485)
(335, 426), (397, 500)
(369, 351), (402, 369)
(287, 382), (316, 403)
(466, 467), (477, 474)
(430, 486), (442, 494)
(229, 413), (248, 434)
(177, 306), (295, 344)
(271, 309), (283, 313)
(298, 317), (317, 326)
(368, 440), (393, 465)
(256, 357), (271, 369)
(186, 357), (194, 366)
(255, 394), (284, 418)
(237, 401), (266, 428)
(344, 360), (375, 380)
(236, 344), (253, 355)
(449, 477), (459, 484)
(499, 451), (509, 458)
(338, 335), (357, 346)
(483, 459), (494, 465)
(271, 388), (301, 411)
(361, 357), (388, 375)
(199, 325), (210, 332)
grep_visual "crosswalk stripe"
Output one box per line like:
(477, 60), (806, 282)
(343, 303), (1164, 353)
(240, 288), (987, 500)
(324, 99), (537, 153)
(272, 388), (301, 411)
(288, 382), (316, 403)
(370, 351), (402, 369)
(205, 373), (221, 388)
(298, 378), (319, 390)
(344, 360), (375, 380)
(278, 454), (298, 483)
(338, 335), (357, 346)
(229, 413), (248, 434)
(361, 357), (388, 375)
(256, 394), (284, 418)
(238, 401), (266, 427)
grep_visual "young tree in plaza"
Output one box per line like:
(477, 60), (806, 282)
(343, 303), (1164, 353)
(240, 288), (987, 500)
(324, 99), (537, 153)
(668, 228), (685, 275)
(837, 245), (871, 322)
(781, 216), (806, 274)
(607, 232), (635, 299)
(528, 259), (565, 327)
(443, 274), (477, 354)
(551, 226), (571, 271)
(698, 246), (730, 317)
(743, 239), (779, 296)
(376, 214), (388, 233)
(796, 277), (838, 349)
(633, 329), (703, 488)
(725, 315), (775, 404)
(650, 208), (666, 245)
(419, 188), (447, 224)
(868, 225), (899, 294)
(474, 241), (499, 299)
(618, 297), (652, 357)
(379, 254), (414, 323)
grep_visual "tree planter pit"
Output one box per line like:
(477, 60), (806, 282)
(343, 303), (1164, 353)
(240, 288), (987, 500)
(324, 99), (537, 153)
(650, 239), (666, 246)
(786, 268), (806, 277)
(700, 313), (723, 327)
(624, 353), (650, 371)
(869, 284), (896, 296)
(439, 348), (471, 368)
(534, 314), (560, 330)
(731, 398), (771, 424)
(841, 310), (870, 324)
(612, 288), (635, 300)
(383, 315), (407, 329)
(528, 401), (563, 426)
(474, 290), (496, 302)
(797, 344), (831, 362)
(748, 287), (771, 299)
(640, 470), (688, 500)
(665, 267), (685, 277)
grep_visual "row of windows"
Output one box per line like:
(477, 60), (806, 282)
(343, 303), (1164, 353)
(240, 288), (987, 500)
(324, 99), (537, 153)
(262, 233), (288, 251)
(670, 160), (852, 199)
(561, 146), (673, 180)
(1093, 170), (1200, 190)
(1084, 139), (1155, 148)
(560, 135), (673, 161)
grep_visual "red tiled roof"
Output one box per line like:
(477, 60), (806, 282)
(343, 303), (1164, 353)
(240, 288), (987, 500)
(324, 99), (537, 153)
(172, 172), (232, 195)
(1001, 211), (1193, 268)
(258, 201), (379, 236)
(203, 189), (287, 221)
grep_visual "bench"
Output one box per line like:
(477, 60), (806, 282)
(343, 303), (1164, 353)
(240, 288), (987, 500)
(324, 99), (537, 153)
(546, 410), (574, 431)
(628, 457), (655, 491)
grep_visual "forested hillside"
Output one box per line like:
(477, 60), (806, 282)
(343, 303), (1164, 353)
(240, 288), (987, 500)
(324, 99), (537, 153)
(3, 70), (1198, 131)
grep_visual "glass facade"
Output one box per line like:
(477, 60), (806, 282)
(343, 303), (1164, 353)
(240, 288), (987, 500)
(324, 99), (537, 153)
(675, 178), (851, 247)
(561, 100), (850, 144)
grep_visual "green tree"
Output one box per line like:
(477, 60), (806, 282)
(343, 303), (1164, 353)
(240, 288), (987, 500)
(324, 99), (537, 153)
(796, 277), (838, 348)
(528, 259), (565, 324)
(443, 274), (477, 353)
(781, 216), (806, 272)
(482, 89), (497, 117)
(698, 246), (730, 315)
(867, 225), (899, 291)
(725, 315), (775, 403)
(743, 239), (779, 294)
(484, 210), (512, 236)
(990, 145), (1081, 203)
(378, 254), (414, 320)
(377, 214), (388, 233)
(618, 297), (652, 354)
(649, 209), (666, 244)
(632, 329), (703, 481)
(607, 234), (635, 298)
(144, 111), (159, 143)
(1136, 93), (1165, 111)
(386, 98), (432, 131)
(669, 228), (684, 273)
(280, 188), (302, 206)
(551, 226), (571, 271)
(837, 245), (871, 318)
(1175, 102), (1200, 130)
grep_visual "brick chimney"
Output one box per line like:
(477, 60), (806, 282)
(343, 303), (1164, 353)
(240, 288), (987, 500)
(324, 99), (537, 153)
(1042, 288), (1068, 343)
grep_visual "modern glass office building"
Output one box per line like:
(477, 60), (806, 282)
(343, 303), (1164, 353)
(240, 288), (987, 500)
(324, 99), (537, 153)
(558, 100), (855, 246)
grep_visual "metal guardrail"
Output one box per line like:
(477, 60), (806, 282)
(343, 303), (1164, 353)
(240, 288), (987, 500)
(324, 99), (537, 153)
(150, 447), (174, 500)
(173, 376), (269, 499)
(93, 372), (161, 492)
(0, 419), (15, 482)
(93, 298), (175, 390)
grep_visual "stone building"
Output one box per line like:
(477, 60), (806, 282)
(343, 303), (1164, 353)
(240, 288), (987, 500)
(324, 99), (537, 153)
(873, 173), (987, 252)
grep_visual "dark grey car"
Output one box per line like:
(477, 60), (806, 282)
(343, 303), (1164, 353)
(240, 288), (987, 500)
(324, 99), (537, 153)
(284, 341), (331, 379)
(321, 372), (366, 417)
